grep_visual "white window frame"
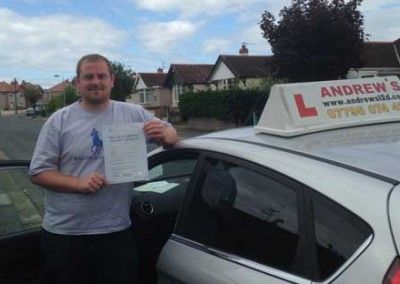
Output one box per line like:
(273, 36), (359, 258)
(139, 89), (155, 104)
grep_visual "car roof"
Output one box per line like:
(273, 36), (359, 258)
(188, 122), (400, 183)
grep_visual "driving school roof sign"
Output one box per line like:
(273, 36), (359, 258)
(255, 76), (400, 136)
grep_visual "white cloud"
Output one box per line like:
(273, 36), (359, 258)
(361, 0), (400, 41)
(202, 39), (232, 54)
(200, 25), (270, 57)
(135, 20), (196, 54)
(0, 8), (127, 73)
(240, 24), (271, 55)
(134, 0), (266, 17)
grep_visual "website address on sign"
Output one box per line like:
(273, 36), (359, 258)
(322, 94), (400, 107)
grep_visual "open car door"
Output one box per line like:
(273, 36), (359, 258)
(131, 149), (200, 283)
(0, 161), (44, 284)
(0, 149), (201, 284)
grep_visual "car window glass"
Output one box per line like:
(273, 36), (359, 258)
(312, 192), (372, 281)
(148, 159), (197, 181)
(0, 167), (44, 236)
(137, 158), (198, 194)
(178, 158), (302, 276)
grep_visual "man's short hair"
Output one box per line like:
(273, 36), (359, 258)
(76, 54), (113, 78)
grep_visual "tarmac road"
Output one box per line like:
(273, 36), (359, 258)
(0, 114), (209, 161)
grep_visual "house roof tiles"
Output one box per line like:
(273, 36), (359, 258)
(168, 64), (214, 85)
(361, 40), (400, 68)
(0, 82), (14, 93)
(139, 73), (167, 87)
(48, 80), (72, 93)
(210, 55), (272, 80)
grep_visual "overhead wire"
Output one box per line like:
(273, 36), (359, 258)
(100, 0), (166, 67)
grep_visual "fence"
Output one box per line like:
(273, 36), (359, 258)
(161, 106), (182, 124)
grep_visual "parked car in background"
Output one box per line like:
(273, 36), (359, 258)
(25, 107), (35, 116)
(25, 105), (44, 117)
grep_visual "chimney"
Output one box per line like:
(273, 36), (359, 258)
(157, 68), (163, 73)
(239, 43), (249, 56)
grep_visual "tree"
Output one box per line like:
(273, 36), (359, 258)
(63, 85), (79, 105)
(46, 95), (63, 114)
(260, 0), (366, 82)
(23, 85), (42, 109)
(111, 62), (135, 101)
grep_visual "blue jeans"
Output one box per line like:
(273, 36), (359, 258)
(41, 227), (139, 284)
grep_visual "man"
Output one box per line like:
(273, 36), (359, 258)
(29, 54), (178, 284)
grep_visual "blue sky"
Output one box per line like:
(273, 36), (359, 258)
(0, 0), (399, 88)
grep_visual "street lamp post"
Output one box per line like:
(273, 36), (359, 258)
(54, 74), (65, 106)
(11, 78), (18, 115)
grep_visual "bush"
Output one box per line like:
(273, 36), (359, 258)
(179, 77), (282, 125)
(45, 96), (63, 114)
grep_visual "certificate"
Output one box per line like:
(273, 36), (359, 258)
(102, 123), (149, 184)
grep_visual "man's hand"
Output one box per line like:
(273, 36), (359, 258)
(143, 120), (178, 146)
(76, 172), (108, 194)
(31, 170), (109, 194)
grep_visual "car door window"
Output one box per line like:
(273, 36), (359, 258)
(310, 191), (373, 281)
(0, 164), (44, 236)
(132, 151), (200, 220)
(177, 157), (303, 277)
(136, 157), (198, 195)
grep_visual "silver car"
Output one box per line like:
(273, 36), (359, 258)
(125, 122), (397, 284)
(2, 122), (398, 283)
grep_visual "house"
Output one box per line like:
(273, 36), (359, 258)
(0, 80), (42, 110)
(347, 38), (400, 79)
(0, 81), (15, 110)
(208, 45), (272, 90)
(19, 80), (44, 107)
(164, 64), (214, 107)
(46, 80), (73, 103)
(129, 68), (169, 118)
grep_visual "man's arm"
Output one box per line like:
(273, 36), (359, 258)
(31, 170), (108, 194)
(143, 120), (179, 146)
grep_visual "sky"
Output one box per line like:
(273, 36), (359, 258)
(0, 0), (399, 88)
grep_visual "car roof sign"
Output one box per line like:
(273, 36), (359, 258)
(255, 76), (400, 137)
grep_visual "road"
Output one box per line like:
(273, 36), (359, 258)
(0, 114), (45, 160)
(0, 114), (209, 160)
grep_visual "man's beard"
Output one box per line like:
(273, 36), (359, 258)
(82, 85), (110, 105)
(85, 95), (108, 105)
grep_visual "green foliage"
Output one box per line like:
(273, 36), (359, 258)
(111, 62), (135, 102)
(260, 0), (366, 82)
(45, 95), (63, 114)
(179, 79), (280, 125)
(23, 86), (42, 107)
(63, 85), (79, 105)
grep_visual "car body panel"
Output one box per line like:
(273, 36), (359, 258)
(389, 184), (400, 256)
(199, 123), (400, 182)
(157, 133), (397, 283)
(158, 237), (312, 284)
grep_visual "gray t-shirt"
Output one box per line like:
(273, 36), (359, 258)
(29, 100), (158, 235)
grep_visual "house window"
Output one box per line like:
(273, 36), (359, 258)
(139, 89), (154, 104)
(227, 78), (235, 89)
(173, 85), (183, 103)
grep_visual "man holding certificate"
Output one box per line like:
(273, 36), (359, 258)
(29, 54), (178, 284)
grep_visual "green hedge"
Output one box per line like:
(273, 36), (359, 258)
(178, 76), (286, 125)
